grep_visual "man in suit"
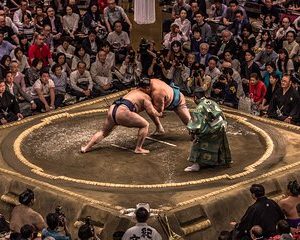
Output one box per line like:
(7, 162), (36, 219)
(5, 71), (36, 116)
(43, 7), (63, 42)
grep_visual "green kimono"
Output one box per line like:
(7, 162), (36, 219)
(187, 98), (232, 167)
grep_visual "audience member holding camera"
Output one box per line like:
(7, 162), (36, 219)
(42, 212), (71, 240)
(78, 217), (100, 240)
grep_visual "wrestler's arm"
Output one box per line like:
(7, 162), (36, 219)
(152, 93), (165, 114)
(144, 99), (162, 117)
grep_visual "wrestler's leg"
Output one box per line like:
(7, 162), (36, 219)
(117, 112), (150, 154)
(147, 114), (165, 136)
(174, 95), (191, 125)
(81, 113), (115, 153)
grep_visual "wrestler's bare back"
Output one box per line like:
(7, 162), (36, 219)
(150, 79), (174, 112)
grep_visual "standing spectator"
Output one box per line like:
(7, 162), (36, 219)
(28, 34), (53, 67)
(103, 0), (132, 34)
(71, 45), (90, 71)
(0, 79), (23, 125)
(278, 180), (300, 229)
(69, 61), (94, 100)
(231, 184), (284, 239)
(122, 205), (162, 240)
(10, 189), (45, 233)
(268, 74), (300, 124)
(31, 69), (64, 112)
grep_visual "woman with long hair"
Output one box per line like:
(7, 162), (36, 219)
(276, 48), (294, 74)
(0, 55), (11, 79)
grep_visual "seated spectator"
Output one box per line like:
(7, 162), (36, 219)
(103, 0), (132, 34)
(12, 0), (31, 31)
(10, 189), (45, 233)
(276, 49), (294, 75)
(34, 5), (46, 33)
(240, 50), (261, 96)
(122, 204), (162, 240)
(42, 213), (70, 240)
(173, 8), (191, 41)
(31, 69), (64, 112)
(190, 28), (203, 57)
(188, 1), (199, 25)
(260, 0), (280, 24)
(215, 30), (237, 59)
(82, 30), (102, 62)
(210, 0), (227, 21)
(147, 51), (169, 82)
(25, 59), (44, 87)
(249, 225), (266, 240)
(101, 41), (115, 69)
(52, 53), (71, 76)
(283, 31), (299, 60)
(77, 218), (100, 240)
(229, 10), (249, 40)
(0, 31), (15, 61)
(275, 17), (295, 48)
(254, 30), (272, 54)
(69, 61), (94, 101)
(82, 3), (105, 34)
(28, 34), (53, 67)
(90, 50), (114, 94)
(259, 72), (280, 113)
(198, 42), (211, 66)
(43, 7), (63, 42)
(269, 220), (293, 240)
(0, 78), (23, 124)
(268, 74), (300, 124)
(163, 23), (186, 49)
(20, 224), (34, 240)
(236, 24), (256, 50)
(231, 184), (284, 239)
(263, 62), (282, 88)
(56, 37), (75, 61)
(191, 11), (211, 43)
(205, 56), (221, 83)
(62, 5), (79, 39)
(0, 214), (10, 239)
(218, 230), (231, 240)
(71, 46), (91, 71)
(107, 21), (130, 63)
(42, 25), (54, 53)
(249, 73), (267, 113)
(10, 47), (29, 73)
(19, 35), (30, 56)
(0, 16), (19, 45)
(254, 43), (278, 70)
(222, 0), (247, 27)
(10, 60), (26, 92)
(5, 71), (36, 117)
(0, 7), (18, 35)
(0, 55), (11, 79)
(118, 50), (142, 87)
(220, 50), (240, 72)
(20, 13), (35, 43)
(278, 180), (300, 229)
(222, 63), (244, 98)
(50, 64), (68, 97)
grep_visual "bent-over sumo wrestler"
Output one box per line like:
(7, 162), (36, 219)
(184, 95), (232, 172)
(81, 85), (163, 154)
(138, 78), (191, 134)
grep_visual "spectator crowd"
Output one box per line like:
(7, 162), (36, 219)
(1, 0), (300, 125)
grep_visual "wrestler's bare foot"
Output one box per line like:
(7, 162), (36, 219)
(184, 163), (200, 172)
(134, 148), (150, 154)
(151, 127), (165, 136)
(80, 146), (88, 153)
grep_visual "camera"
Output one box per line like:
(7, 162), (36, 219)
(55, 206), (66, 227)
(174, 57), (184, 67)
(155, 51), (163, 65)
(139, 38), (150, 55)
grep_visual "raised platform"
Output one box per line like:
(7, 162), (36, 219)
(1, 91), (300, 239)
